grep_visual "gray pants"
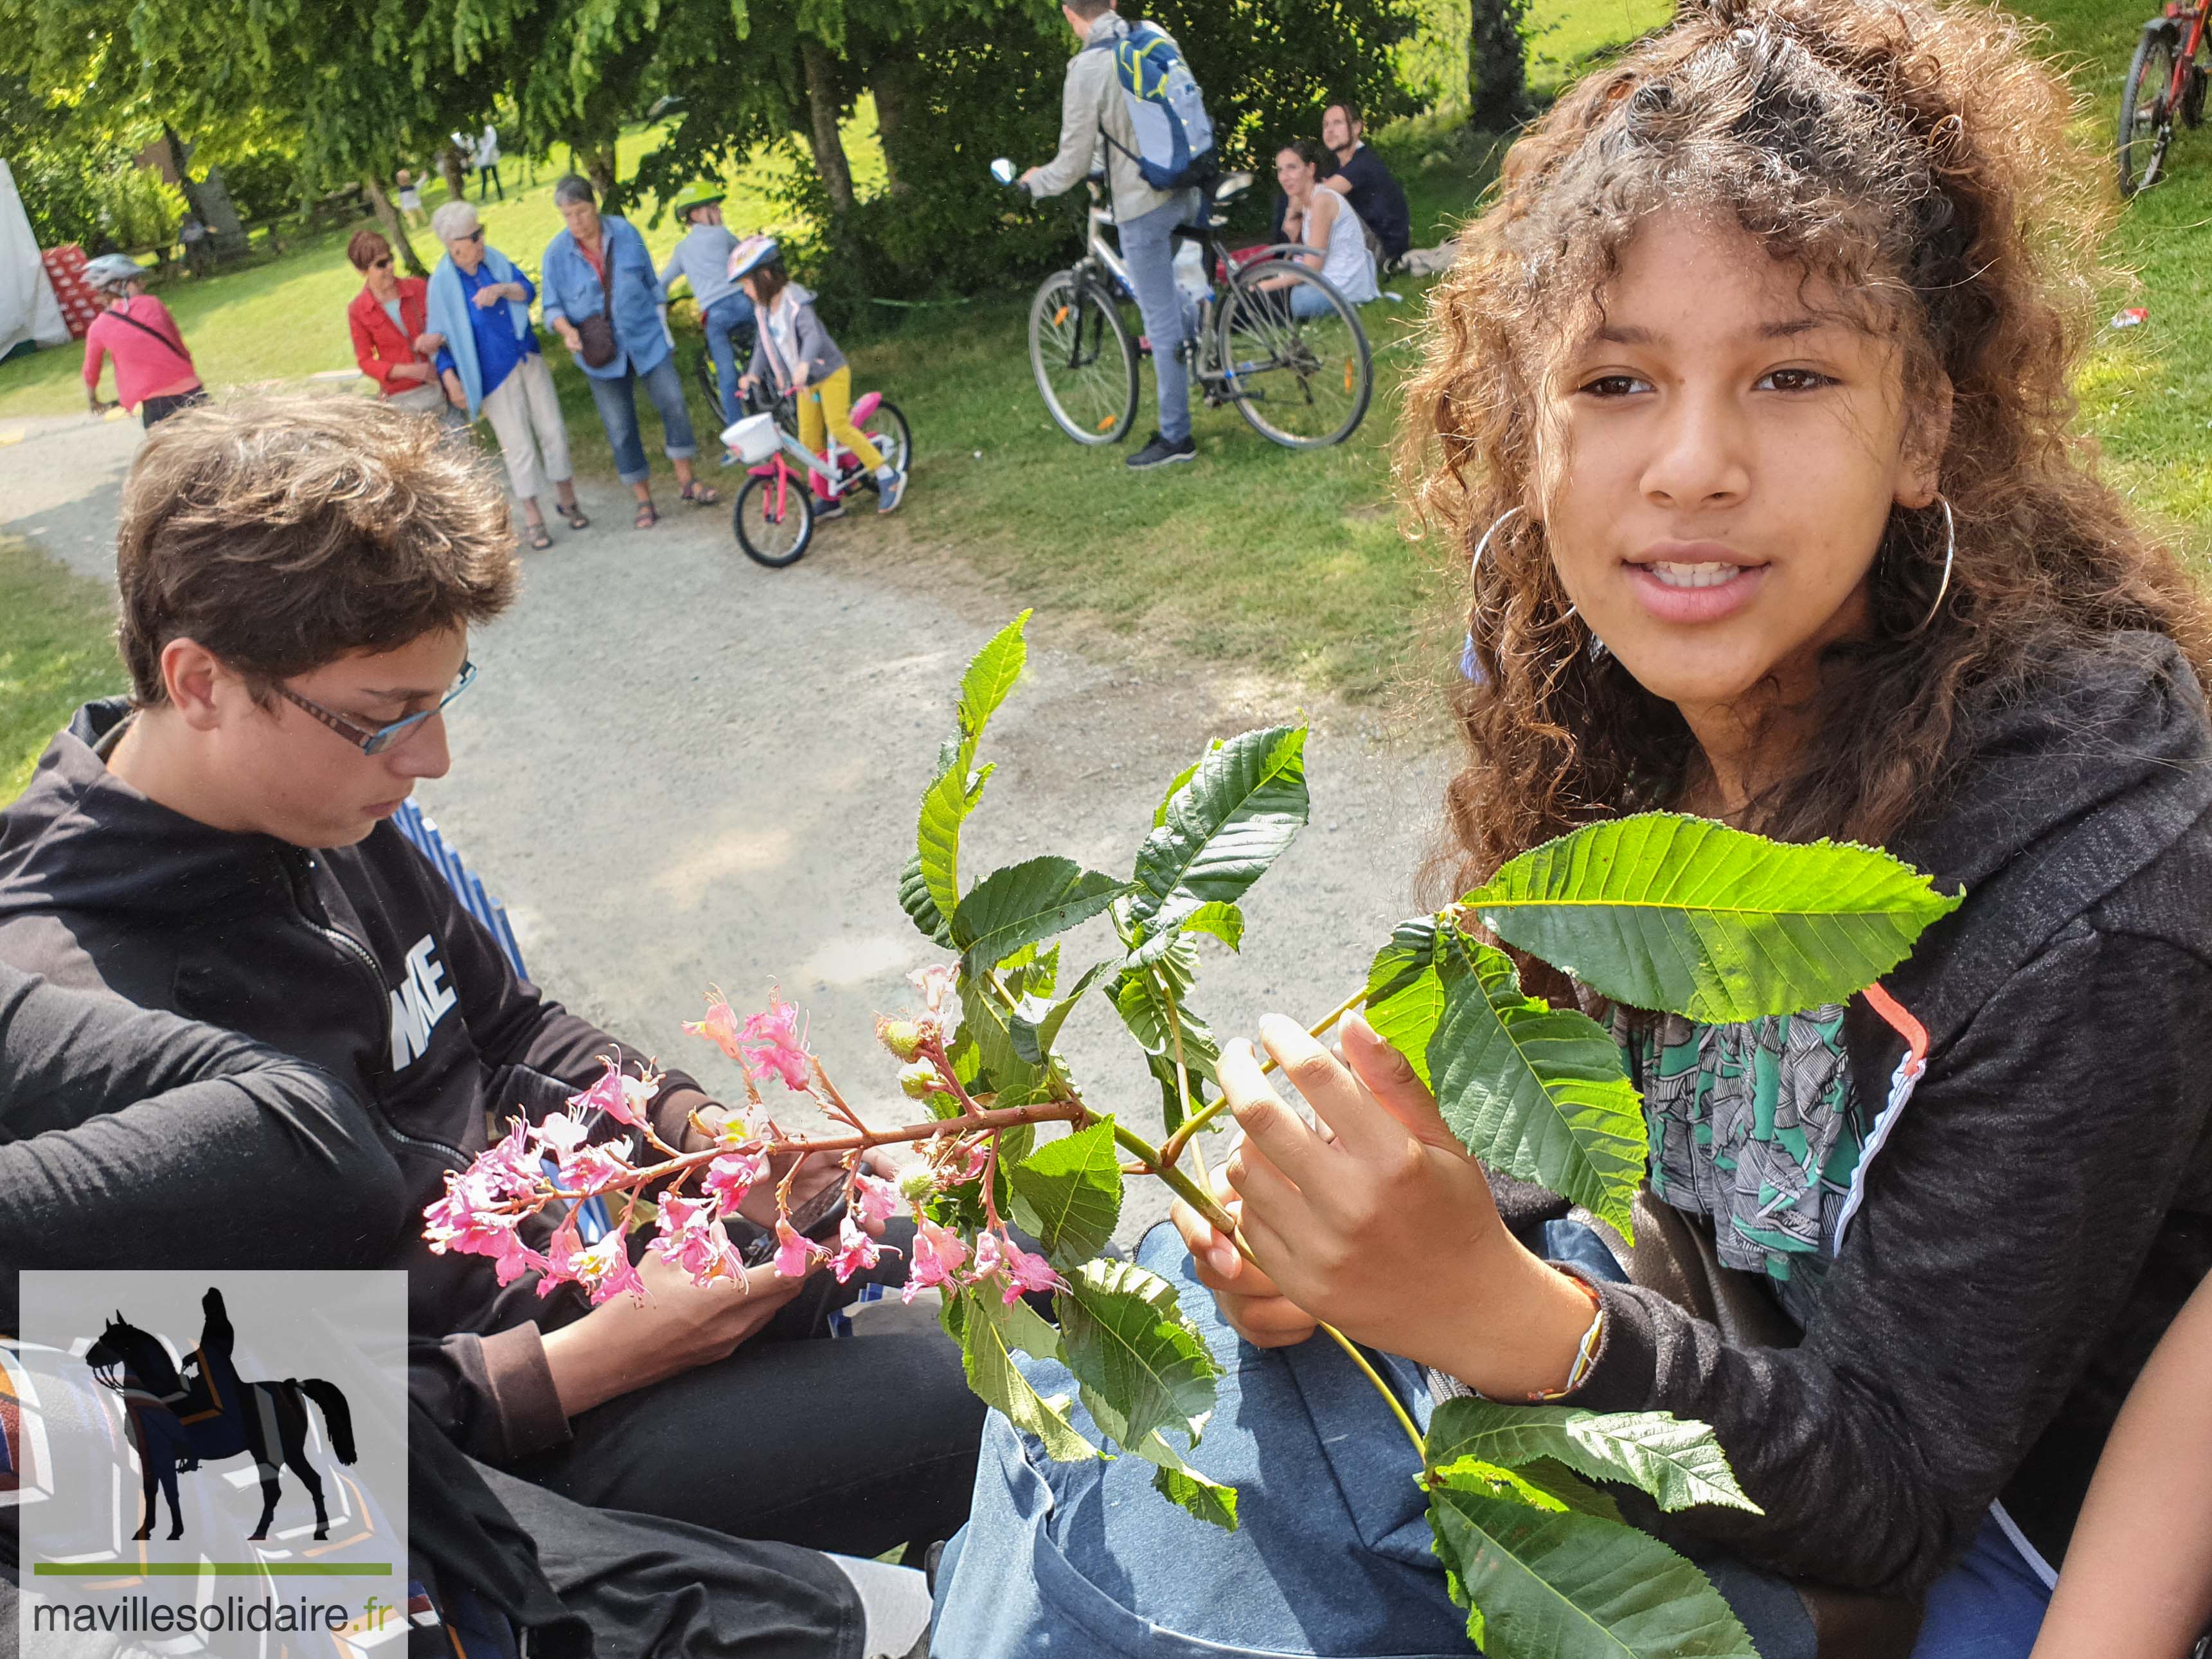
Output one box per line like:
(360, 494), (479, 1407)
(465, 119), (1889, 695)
(1119, 189), (1200, 443)
(479, 352), (573, 505)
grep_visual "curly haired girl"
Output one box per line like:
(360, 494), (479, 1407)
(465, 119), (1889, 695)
(932, 2), (2212, 1656)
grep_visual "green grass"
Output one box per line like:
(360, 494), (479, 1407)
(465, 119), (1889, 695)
(0, 537), (126, 800)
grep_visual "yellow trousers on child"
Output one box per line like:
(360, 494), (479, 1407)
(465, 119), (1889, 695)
(797, 367), (884, 474)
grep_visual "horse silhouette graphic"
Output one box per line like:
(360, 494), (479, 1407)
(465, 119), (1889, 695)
(83, 1288), (356, 1543)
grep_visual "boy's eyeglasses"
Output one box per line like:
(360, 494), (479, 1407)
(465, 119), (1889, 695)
(278, 662), (479, 756)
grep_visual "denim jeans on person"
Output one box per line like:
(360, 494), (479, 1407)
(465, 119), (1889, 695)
(585, 352), (699, 485)
(700, 291), (758, 427)
(1289, 280), (1364, 321)
(1117, 189), (1201, 445)
(930, 1222), (2053, 1659)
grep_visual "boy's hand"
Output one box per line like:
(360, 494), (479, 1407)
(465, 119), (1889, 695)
(1172, 1167), (1319, 1349)
(542, 1249), (808, 1417)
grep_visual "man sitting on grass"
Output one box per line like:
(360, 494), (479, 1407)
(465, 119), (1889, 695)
(0, 398), (961, 1656)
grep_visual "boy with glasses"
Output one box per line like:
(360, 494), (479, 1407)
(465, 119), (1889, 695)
(0, 400), (981, 1629)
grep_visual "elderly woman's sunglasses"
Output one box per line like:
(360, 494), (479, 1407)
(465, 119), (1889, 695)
(278, 662), (479, 756)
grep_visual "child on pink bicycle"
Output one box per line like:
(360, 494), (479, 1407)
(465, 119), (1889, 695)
(730, 236), (906, 517)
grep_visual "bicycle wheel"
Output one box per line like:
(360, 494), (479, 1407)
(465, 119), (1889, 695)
(1029, 272), (1138, 445)
(2119, 22), (2181, 197)
(1215, 262), (1373, 449)
(693, 349), (724, 425)
(864, 399), (913, 481)
(733, 471), (815, 568)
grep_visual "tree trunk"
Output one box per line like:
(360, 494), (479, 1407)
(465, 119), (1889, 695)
(1468, 0), (1532, 132)
(439, 141), (470, 206)
(870, 57), (919, 197)
(362, 173), (428, 276)
(582, 139), (618, 199)
(799, 37), (857, 216)
(162, 123), (247, 254)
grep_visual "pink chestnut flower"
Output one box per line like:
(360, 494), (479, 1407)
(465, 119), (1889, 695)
(682, 992), (745, 1061)
(772, 1218), (824, 1279)
(902, 1219), (972, 1304)
(828, 1216), (884, 1284)
(702, 1149), (769, 1212)
(738, 995), (813, 1093)
(852, 1172), (902, 1230)
(539, 1218), (646, 1304)
(968, 1227), (1003, 1282)
(532, 1111), (591, 1160)
(559, 1140), (635, 1196)
(650, 1193), (742, 1286)
(908, 964), (958, 1016)
(569, 1056), (656, 1130)
(997, 1235), (1069, 1304)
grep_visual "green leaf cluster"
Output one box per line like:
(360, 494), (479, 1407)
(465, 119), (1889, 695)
(1423, 1400), (1763, 1658)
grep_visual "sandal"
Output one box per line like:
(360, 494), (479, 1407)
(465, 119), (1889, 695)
(525, 521), (553, 551)
(559, 503), (590, 530)
(634, 499), (659, 531)
(679, 481), (720, 507)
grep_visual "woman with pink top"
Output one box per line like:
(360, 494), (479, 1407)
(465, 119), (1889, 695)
(80, 254), (207, 429)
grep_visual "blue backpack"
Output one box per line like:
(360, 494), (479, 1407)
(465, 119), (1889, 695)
(1099, 22), (1216, 191)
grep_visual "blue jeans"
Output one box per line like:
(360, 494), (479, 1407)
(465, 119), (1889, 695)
(700, 292), (758, 428)
(932, 1223), (2052, 1658)
(586, 351), (697, 485)
(1118, 191), (1200, 444)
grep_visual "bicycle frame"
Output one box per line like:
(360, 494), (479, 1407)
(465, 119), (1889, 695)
(2168, 3), (2211, 103)
(1075, 189), (1322, 387)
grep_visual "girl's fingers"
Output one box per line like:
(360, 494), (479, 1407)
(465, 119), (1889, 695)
(1337, 1015), (1463, 1152)
(1256, 1013), (1399, 1161)
(1218, 1037), (1330, 1191)
(1221, 1133), (1308, 1235)
(1170, 1194), (1242, 1281)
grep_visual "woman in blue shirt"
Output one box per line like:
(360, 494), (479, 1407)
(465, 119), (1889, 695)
(425, 200), (586, 551)
(540, 175), (717, 529)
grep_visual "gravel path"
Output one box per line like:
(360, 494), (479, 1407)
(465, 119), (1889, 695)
(1, 408), (1454, 1239)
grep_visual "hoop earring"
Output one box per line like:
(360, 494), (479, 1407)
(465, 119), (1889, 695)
(1896, 495), (1955, 639)
(1459, 507), (1523, 682)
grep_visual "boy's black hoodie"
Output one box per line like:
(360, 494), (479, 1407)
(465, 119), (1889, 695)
(1571, 631), (2212, 1593)
(0, 699), (716, 1465)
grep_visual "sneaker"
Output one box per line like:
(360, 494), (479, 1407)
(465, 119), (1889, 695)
(1127, 432), (1197, 470)
(719, 448), (744, 470)
(876, 470), (907, 515)
(814, 498), (848, 522)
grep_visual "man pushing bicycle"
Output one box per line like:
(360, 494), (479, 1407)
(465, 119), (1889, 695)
(1019, 0), (1213, 472)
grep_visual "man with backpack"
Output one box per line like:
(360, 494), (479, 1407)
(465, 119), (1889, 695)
(1021, 0), (1213, 471)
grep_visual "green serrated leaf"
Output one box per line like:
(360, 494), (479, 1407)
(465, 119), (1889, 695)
(1004, 941), (1061, 1000)
(1438, 1459), (1580, 1514)
(1429, 939), (1646, 1238)
(960, 973), (1043, 1103)
(1428, 1484), (1760, 1658)
(1426, 1399), (1760, 1516)
(899, 853), (956, 949)
(1007, 1119), (1123, 1266)
(1467, 812), (1962, 1024)
(1152, 755), (1206, 830)
(1365, 916), (1449, 1089)
(952, 856), (1132, 975)
(1128, 725), (1310, 940)
(1058, 1259), (1222, 1453)
(1112, 961), (1222, 1133)
(1125, 900), (1247, 970)
(1145, 1439), (1240, 1530)
(945, 1287), (1097, 1465)
(959, 612), (1031, 739)
(916, 761), (972, 928)
(1010, 959), (1114, 1065)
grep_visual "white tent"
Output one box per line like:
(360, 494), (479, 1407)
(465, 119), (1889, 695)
(0, 158), (73, 360)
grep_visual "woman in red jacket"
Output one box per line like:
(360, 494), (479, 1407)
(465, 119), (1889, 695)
(345, 230), (454, 416)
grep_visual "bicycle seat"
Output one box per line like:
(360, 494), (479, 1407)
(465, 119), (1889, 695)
(1211, 172), (1253, 204)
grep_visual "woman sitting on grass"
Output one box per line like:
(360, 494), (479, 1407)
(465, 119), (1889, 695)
(930, 2), (2212, 1656)
(1266, 138), (1380, 315)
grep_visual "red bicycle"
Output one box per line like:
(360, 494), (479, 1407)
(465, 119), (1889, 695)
(2119, 1), (2209, 197)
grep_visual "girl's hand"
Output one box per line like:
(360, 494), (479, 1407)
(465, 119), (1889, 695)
(1218, 1014), (1600, 1397)
(1172, 1168), (1319, 1348)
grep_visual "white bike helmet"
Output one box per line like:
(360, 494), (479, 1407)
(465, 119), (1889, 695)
(727, 235), (781, 281)
(83, 253), (150, 292)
